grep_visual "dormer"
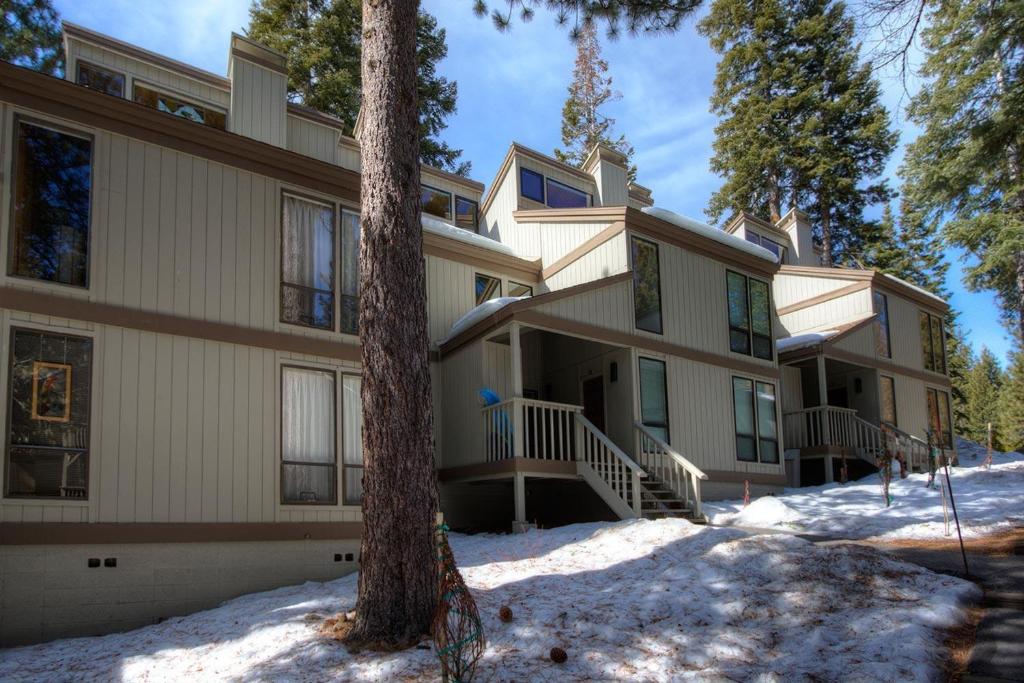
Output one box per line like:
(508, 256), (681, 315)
(724, 211), (792, 264)
(227, 33), (288, 147)
(582, 144), (629, 206)
(775, 208), (818, 267)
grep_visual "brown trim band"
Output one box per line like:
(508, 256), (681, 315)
(63, 22), (231, 89)
(0, 521), (362, 545)
(230, 47), (289, 76)
(777, 281), (871, 316)
(778, 265), (948, 312)
(823, 347), (953, 388)
(0, 62), (361, 203)
(421, 164), (486, 193)
(0, 286), (362, 362)
(702, 469), (787, 486)
(542, 221), (626, 279)
(516, 311), (782, 380)
(513, 207), (629, 223)
(422, 233), (541, 283)
(438, 458), (578, 482)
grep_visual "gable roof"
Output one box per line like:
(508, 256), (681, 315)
(777, 265), (948, 311)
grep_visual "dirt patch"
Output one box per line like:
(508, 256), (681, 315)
(938, 606), (984, 682)
(320, 612), (356, 641)
(878, 527), (1024, 556)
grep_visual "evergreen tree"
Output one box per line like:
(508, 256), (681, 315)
(554, 21), (636, 179)
(963, 346), (1005, 449)
(247, 0), (469, 174)
(0, 0), (63, 76)
(857, 203), (906, 272)
(998, 342), (1024, 452)
(901, 0), (1024, 341)
(946, 322), (973, 434)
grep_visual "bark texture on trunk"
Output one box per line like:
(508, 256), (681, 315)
(347, 0), (438, 649)
(820, 200), (833, 267)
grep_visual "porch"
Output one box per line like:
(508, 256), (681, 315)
(438, 321), (708, 530)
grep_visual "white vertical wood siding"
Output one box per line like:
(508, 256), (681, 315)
(65, 38), (231, 109)
(779, 290), (873, 336)
(228, 58), (287, 147)
(286, 115), (340, 164)
(544, 232), (628, 291)
(437, 341), (486, 468)
(773, 272), (859, 308)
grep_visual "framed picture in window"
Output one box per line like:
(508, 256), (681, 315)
(31, 361), (72, 422)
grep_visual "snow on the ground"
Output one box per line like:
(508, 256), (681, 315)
(0, 519), (977, 682)
(708, 440), (1024, 541)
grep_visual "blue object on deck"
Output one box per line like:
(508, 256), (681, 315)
(479, 388), (502, 406)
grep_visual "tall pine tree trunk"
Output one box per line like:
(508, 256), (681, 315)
(347, 0), (438, 648)
(820, 197), (833, 267)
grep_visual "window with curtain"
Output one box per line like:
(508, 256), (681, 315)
(281, 194), (335, 330)
(727, 271), (772, 360)
(342, 375), (363, 505)
(475, 273), (501, 305)
(11, 120), (92, 288)
(874, 291), (891, 358)
(455, 196), (478, 231)
(732, 376), (778, 463)
(639, 357), (669, 442)
(339, 208), (360, 334)
(6, 328), (93, 499)
(421, 185), (452, 220)
(281, 367), (336, 504)
(925, 387), (953, 449)
(631, 236), (663, 334)
(920, 311), (946, 374)
(880, 375), (897, 426)
(76, 61), (125, 97)
(132, 83), (226, 129)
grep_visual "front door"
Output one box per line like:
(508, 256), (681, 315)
(581, 376), (606, 432)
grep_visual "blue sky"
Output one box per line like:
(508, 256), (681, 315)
(54, 0), (1013, 366)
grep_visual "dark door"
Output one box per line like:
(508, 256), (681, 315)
(827, 386), (849, 408)
(582, 376), (606, 432)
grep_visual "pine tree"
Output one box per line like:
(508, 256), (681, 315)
(247, 0), (469, 174)
(857, 203), (906, 272)
(0, 0), (63, 75)
(963, 346), (1005, 449)
(554, 21), (636, 179)
(998, 342), (1024, 452)
(946, 322), (973, 434)
(901, 0), (1024, 341)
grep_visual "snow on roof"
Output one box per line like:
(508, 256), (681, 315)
(641, 206), (779, 263)
(421, 213), (526, 259)
(880, 273), (946, 305)
(776, 330), (838, 352)
(440, 296), (527, 344)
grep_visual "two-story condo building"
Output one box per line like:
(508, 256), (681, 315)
(0, 23), (954, 645)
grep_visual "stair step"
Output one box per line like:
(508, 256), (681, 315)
(643, 509), (694, 520)
(642, 501), (689, 512)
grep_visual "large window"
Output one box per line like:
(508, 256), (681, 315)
(281, 196), (359, 334)
(925, 387), (953, 449)
(732, 377), (779, 463)
(874, 291), (891, 358)
(281, 367), (336, 505)
(6, 329), (93, 499)
(519, 167), (544, 203)
(727, 271), (772, 360)
(10, 120), (92, 288)
(920, 311), (946, 374)
(76, 61), (125, 97)
(639, 357), (669, 442)
(132, 83), (226, 130)
(631, 236), (663, 334)
(545, 178), (589, 209)
(341, 375), (363, 505)
(880, 375), (897, 426)
(421, 185), (452, 221)
(455, 196), (478, 231)
(475, 273), (501, 305)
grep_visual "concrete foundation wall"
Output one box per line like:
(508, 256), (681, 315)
(0, 539), (359, 646)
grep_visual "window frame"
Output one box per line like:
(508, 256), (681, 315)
(279, 190), (338, 332)
(519, 167), (545, 203)
(544, 177), (591, 209)
(474, 272), (502, 306)
(638, 356), (670, 443)
(421, 183), (453, 221)
(340, 373), (363, 506)
(925, 386), (953, 449)
(920, 311), (946, 374)
(4, 326), (94, 501)
(75, 59), (126, 98)
(131, 81), (227, 130)
(873, 291), (892, 359)
(879, 374), (897, 427)
(8, 115), (95, 290)
(508, 281), (533, 297)
(279, 364), (339, 507)
(731, 375), (779, 464)
(630, 235), (664, 335)
(726, 270), (773, 361)
(454, 195), (478, 231)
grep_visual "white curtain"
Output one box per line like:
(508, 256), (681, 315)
(282, 195), (334, 291)
(340, 209), (360, 298)
(282, 367), (335, 463)
(342, 375), (363, 504)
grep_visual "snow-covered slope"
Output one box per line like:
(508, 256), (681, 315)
(0, 520), (976, 682)
(707, 443), (1024, 540)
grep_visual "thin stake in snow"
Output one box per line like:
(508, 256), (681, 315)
(942, 460), (970, 577)
(984, 423), (994, 470)
(743, 479), (750, 507)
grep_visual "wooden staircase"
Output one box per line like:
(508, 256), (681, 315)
(638, 475), (701, 521)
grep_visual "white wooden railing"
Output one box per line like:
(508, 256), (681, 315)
(881, 422), (931, 473)
(783, 405), (883, 461)
(575, 414), (646, 518)
(481, 398), (582, 462)
(634, 423), (708, 519)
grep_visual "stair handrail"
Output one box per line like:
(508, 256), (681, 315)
(633, 422), (709, 481)
(576, 414), (646, 475)
(575, 413), (646, 518)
